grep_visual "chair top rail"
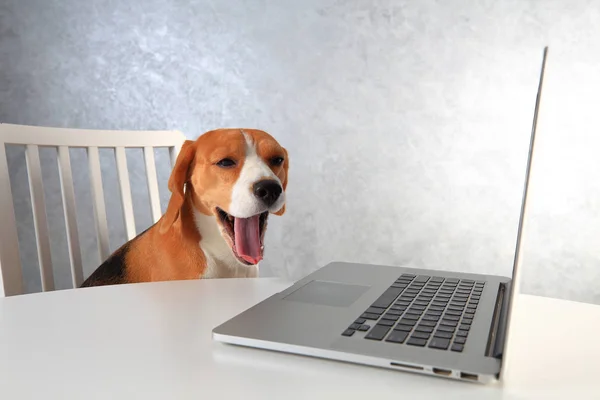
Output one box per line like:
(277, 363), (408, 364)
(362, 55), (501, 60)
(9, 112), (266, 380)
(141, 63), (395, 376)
(0, 123), (186, 148)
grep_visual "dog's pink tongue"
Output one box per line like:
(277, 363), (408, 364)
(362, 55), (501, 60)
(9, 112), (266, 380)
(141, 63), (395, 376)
(234, 215), (262, 264)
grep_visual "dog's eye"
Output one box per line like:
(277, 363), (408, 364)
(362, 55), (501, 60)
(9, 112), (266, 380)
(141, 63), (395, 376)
(270, 156), (284, 166)
(216, 158), (236, 168)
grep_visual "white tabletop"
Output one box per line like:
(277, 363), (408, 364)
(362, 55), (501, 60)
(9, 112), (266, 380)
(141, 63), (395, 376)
(0, 278), (599, 400)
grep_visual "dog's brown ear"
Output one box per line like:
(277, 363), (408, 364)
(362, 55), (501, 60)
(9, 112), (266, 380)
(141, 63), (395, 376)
(273, 147), (289, 216)
(159, 140), (197, 233)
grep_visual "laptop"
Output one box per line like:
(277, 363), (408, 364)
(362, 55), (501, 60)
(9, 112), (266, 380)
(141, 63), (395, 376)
(212, 47), (549, 384)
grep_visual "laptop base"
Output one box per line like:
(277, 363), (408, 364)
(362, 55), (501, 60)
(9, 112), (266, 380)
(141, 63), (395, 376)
(213, 261), (510, 384)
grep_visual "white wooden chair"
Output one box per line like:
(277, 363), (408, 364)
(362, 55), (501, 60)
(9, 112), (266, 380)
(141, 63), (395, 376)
(0, 123), (186, 296)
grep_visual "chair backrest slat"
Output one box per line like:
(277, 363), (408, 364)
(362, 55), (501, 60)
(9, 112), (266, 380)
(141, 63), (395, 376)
(57, 145), (84, 287)
(0, 123), (186, 296)
(143, 146), (162, 223)
(169, 144), (180, 168)
(115, 147), (137, 240)
(25, 145), (55, 291)
(0, 143), (24, 296)
(87, 146), (110, 262)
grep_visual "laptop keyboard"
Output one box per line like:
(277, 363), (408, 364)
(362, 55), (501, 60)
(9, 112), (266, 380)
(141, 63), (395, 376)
(341, 273), (486, 352)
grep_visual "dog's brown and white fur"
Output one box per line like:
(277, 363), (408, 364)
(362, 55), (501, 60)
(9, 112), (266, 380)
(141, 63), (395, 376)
(81, 128), (288, 287)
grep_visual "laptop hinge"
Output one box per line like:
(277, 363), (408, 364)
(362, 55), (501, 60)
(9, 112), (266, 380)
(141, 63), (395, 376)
(485, 281), (511, 359)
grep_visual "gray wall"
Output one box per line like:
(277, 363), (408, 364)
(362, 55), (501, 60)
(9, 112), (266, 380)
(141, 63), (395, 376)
(1, 0), (599, 304)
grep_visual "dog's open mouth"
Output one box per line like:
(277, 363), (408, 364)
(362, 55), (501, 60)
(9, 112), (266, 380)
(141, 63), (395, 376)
(216, 207), (269, 265)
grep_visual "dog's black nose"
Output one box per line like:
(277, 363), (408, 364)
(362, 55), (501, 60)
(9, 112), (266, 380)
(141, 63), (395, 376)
(253, 179), (282, 207)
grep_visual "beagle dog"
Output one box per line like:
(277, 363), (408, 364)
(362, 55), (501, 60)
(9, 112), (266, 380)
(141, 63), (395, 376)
(80, 128), (289, 287)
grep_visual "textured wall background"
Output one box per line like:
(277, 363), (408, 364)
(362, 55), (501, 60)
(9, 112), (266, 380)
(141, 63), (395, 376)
(1, 0), (599, 304)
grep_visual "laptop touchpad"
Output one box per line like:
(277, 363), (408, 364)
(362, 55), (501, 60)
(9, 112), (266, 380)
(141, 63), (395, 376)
(283, 280), (370, 307)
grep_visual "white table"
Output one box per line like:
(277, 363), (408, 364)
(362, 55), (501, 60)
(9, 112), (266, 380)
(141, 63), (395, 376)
(0, 278), (599, 400)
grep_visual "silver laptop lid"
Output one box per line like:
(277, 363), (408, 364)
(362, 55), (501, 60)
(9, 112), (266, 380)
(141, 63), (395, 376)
(500, 46), (548, 378)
